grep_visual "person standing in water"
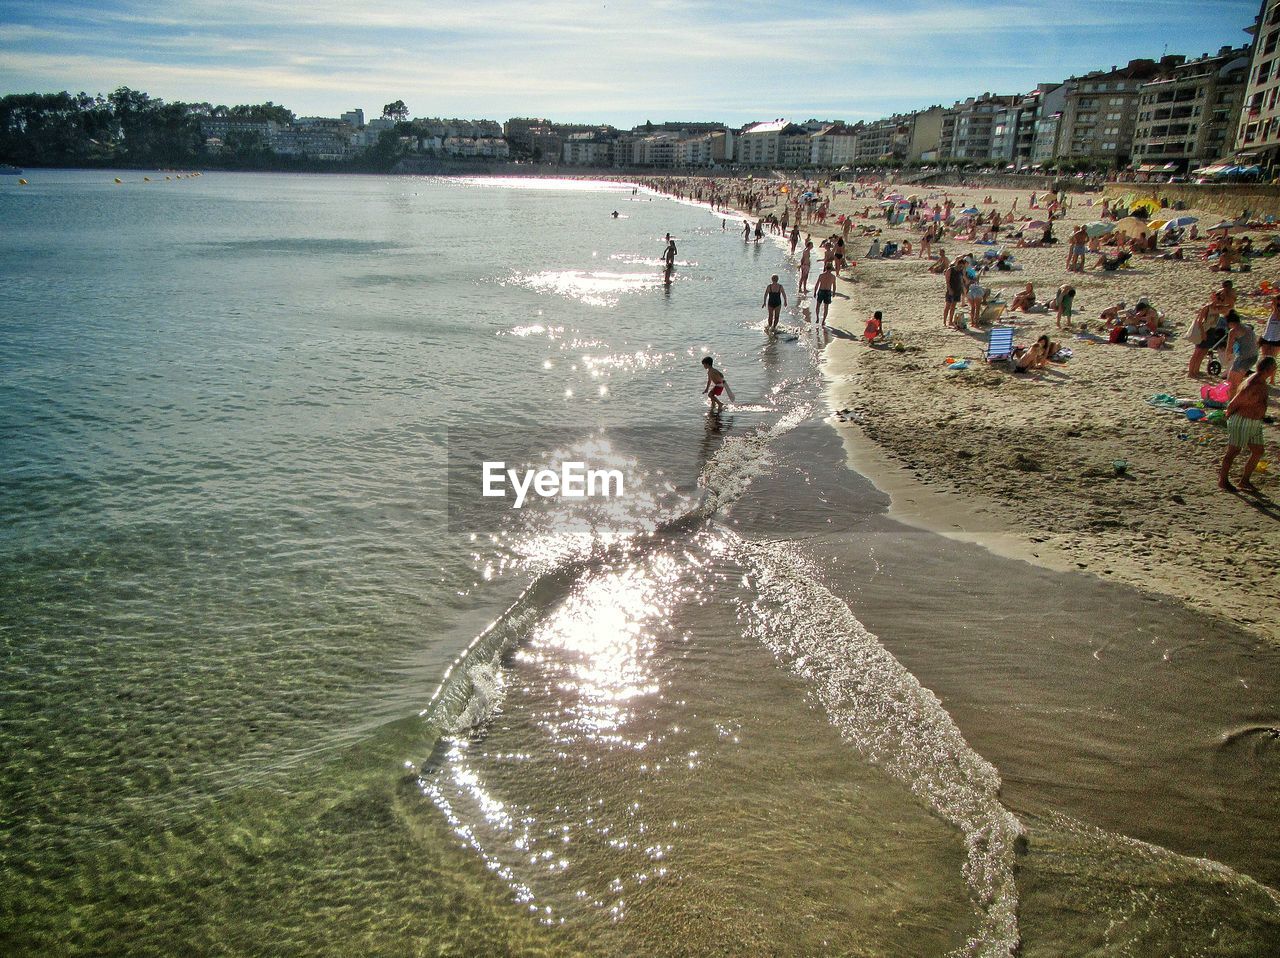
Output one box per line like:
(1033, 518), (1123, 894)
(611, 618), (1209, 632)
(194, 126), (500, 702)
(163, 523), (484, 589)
(799, 240), (813, 295)
(702, 356), (728, 412)
(813, 263), (836, 327)
(742, 220), (752, 240)
(762, 274), (788, 331)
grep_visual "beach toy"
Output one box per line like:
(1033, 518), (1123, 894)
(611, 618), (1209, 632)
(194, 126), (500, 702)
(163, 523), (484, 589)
(1185, 408), (1205, 421)
(1206, 410), (1227, 424)
(1258, 460), (1270, 473)
(947, 360), (970, 370)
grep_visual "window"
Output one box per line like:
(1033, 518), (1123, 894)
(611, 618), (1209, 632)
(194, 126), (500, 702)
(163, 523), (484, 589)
(1102, 142), (1118, 150)
(1106, 113), (1122, 120)
(1110, 97), (1125, 105)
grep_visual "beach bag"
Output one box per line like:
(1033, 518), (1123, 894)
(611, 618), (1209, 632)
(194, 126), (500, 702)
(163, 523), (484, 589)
(1148, 335), (1165, 349)
(1201, 382), (1231, 404)
(1109, 326), (1128, 344)
(1183, 318), (1203, 345)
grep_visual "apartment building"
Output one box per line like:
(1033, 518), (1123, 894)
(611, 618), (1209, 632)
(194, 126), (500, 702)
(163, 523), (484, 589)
(809, 123), (858, 167)
(1055, 58), (1170, 166)
(851, 107), (944, 164)
(1236, 0), (1280, 166)
(989, 84), (1069, 167)
(939, 93), (1020, 161)
(736, 119), (810, 167)
(1132, 45), (1251, 171)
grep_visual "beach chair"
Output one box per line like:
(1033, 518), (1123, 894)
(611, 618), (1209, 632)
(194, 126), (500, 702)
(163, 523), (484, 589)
(984, 326), (1015, 362)
(980, 301), (1006, 326)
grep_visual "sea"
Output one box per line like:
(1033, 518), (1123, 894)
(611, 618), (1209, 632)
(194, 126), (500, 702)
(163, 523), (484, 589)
(1, 170), (1278, 957)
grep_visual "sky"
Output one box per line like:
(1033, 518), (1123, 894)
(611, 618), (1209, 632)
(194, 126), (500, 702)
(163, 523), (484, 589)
(0, 0), (1261, 126)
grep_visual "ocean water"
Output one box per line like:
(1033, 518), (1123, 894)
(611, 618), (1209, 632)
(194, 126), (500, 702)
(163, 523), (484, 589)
(2, 171), (1278, 957)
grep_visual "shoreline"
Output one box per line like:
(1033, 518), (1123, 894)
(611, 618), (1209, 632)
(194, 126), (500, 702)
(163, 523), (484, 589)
(809, 186), (1279, 645)
(639, 176), (1278, 645)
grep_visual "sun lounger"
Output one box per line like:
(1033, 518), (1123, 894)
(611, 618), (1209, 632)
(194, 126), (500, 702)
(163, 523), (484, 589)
(984, 326), (1015, 362)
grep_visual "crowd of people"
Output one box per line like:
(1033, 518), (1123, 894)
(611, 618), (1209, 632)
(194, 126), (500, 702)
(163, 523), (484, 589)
(642, 175), (1275, 496)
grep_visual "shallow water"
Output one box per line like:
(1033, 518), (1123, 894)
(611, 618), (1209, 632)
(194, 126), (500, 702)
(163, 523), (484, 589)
(2, 171), (1277, 956)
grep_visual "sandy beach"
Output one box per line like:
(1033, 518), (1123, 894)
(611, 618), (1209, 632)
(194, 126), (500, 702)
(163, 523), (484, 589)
(768, 183), (1280, 644)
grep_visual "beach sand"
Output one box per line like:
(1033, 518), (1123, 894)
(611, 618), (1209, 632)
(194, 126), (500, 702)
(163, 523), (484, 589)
(785, 184), (1280, 644)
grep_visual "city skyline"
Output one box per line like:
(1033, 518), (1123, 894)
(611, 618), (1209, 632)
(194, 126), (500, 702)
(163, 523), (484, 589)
(0, 0), (1260, 126)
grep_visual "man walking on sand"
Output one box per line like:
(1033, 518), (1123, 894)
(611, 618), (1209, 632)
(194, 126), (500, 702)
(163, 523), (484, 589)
(814, 263), (836, 327)
(1218, 356), (1274, 492)
(762, 274), (788, 331)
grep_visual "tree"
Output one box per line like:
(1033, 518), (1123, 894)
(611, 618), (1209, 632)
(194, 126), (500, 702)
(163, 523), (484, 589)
(382, 100), (409, 123)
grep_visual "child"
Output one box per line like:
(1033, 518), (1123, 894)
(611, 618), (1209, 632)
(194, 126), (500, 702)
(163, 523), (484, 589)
(864, 311), (883, 345)
(701, 356), (730, 411)
(1055, 285), (1076, 330)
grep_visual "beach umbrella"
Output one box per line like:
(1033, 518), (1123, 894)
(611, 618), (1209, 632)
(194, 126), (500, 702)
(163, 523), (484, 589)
(878, 200), (896, 207)
(1024, 219), (1048, 230)
(1084, 221), (1115, 237)
(1130, 197), (1161, 216)
(906, 193), (920, 201)
(961, 206), (980, 215)
(1113, 216), (1150, 237)
(1158, 215), (1197, 232)
(1206, 219), (1244, 234)
(884, 192), (903, 200)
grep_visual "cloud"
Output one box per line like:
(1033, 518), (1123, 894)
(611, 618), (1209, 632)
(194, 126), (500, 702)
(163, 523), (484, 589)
(0, 0), (1260, 123)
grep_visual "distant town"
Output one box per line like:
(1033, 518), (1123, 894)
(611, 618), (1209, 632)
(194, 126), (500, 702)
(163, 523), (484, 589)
(4, 7), (1280, 177)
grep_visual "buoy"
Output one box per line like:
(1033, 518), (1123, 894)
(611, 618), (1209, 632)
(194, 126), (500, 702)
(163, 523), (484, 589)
(144, 176), (151, 182)
(18, 178), (27, 185)
(114, 177), (122, 184)
(165, 176), (171, 181)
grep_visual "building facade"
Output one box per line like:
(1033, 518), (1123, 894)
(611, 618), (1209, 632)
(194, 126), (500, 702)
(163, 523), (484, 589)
(1132, 45), (1251, 171)
(809, 123), (858, 167)
(1236, 0), (1280, 165)
(851, 107), (943, 164)
(939, 93), (1020, 161)
(1054, 58), (1171, 167)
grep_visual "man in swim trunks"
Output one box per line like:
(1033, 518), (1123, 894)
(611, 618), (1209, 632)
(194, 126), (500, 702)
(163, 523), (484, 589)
(1068, 225), (1088, 272)
(1218, 356), (1274, 491)
(762, 274), (788, 331)
(701, 356), (727, 412)
(814, 264), (836, 327)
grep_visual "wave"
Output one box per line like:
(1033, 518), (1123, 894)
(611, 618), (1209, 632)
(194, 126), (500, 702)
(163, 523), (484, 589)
(736, 534), (1023, 957)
